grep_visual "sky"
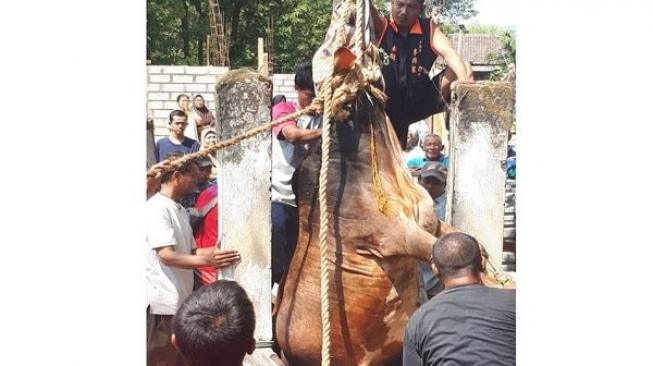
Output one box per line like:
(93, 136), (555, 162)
(464, 0), (517, 27)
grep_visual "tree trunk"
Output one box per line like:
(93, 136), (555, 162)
(193, 0), (205, 65)
(229, 0), (243, 53)
(180, 0), (190, 61)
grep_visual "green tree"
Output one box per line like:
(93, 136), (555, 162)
(432, 0), (477, 24)
(488, 30), (516, 81)
(270, 0), (333, 72)
(463, 23), (511, 35)
(147, 0), (210, 65)
(146, 0), (478, 70)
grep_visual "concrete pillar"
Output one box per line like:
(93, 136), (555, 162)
(446, 81), (515, 267)
(214, 70), (274, 349)
(146, 117), (157, 169)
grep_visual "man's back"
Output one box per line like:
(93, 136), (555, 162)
(404, 284), (516, 366)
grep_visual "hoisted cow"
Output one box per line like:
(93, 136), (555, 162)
(275, 2), (510, 365)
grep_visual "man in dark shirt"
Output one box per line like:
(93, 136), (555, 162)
(155, 110), (201, 162)
(403, 232), (516, 366)
(370, 0), (473, 147)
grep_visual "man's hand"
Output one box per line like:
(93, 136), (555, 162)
(207, 248), (241, 269)
(431, 24), (474, 84)
(146, 158), (178, 198)
(146, 161), (168, 199)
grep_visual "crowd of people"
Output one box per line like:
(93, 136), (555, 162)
(145, 1), (515, 365)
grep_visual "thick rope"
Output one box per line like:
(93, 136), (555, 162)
(354, 0), (365, 61)
(147, 102), (322, 176)
(315, 6), (348, 365)
(318, 77), (334, 366)
(146, 71), (384, 179)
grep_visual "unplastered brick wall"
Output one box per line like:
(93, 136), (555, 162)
(147, 65), (229, 139)
(147, 66), (297, 140)
(271, 74), (298, 103)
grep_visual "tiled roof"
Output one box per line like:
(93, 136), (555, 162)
(437, 34), (504, 65)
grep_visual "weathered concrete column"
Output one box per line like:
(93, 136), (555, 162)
(146, 117), (157, 169)
(446, 81), (515, 267)
(214, 70), (274, 352)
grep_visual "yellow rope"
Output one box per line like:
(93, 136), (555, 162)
(369, 122), (393, 216)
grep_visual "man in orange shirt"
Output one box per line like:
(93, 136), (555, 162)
(370, 0), (473, 147)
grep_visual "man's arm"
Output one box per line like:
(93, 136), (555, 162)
(431, 22), (473, 82)
(156, 245), (211, 269)
(193, 246), (217, 256)
(146, 160), (175, 199)
(157, 246), (240, 269)
(280, 125), (322, 144)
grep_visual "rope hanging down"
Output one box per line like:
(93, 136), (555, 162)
(317, 1), (373, 364)
(316, 4), (351, 365)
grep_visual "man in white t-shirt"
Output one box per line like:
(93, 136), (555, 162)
(270, 63), (322, 287)
(146, 159), (240, 366)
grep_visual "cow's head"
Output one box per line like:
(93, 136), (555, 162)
(312, 0), (384, 92)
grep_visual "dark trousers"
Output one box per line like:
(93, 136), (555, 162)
(146, 308), (185, 366)
(271, 202), (299, 285)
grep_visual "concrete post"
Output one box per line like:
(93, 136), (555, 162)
(214, 70), (275, 353)
(257, 38), (268, 76)
(446, 81), (515, 267)
(146, 116), (157, 169)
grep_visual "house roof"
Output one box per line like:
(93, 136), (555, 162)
(437, 34), (504, 65)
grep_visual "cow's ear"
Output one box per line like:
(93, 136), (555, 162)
(334, 47), (356, 72)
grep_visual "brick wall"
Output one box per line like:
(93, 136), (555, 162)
(147, 65), (297, 140)
(147, 65), (229, 139)
(271, 74), (298, 104)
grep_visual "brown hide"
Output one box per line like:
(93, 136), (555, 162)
(275, 93), (437, 365)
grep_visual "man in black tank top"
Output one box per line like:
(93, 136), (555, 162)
(370, 0), (473, 148)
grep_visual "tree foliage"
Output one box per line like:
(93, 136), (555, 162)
(430, 0), (477, 24)
(270, 0), (333, 72)
(147, 0), (477, 72)
(147, 0), (209, 65)
(488, 30), (516, 81)
(463, 23), (511, 35)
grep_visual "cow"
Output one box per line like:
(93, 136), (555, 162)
(275, 1), (511, 365)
